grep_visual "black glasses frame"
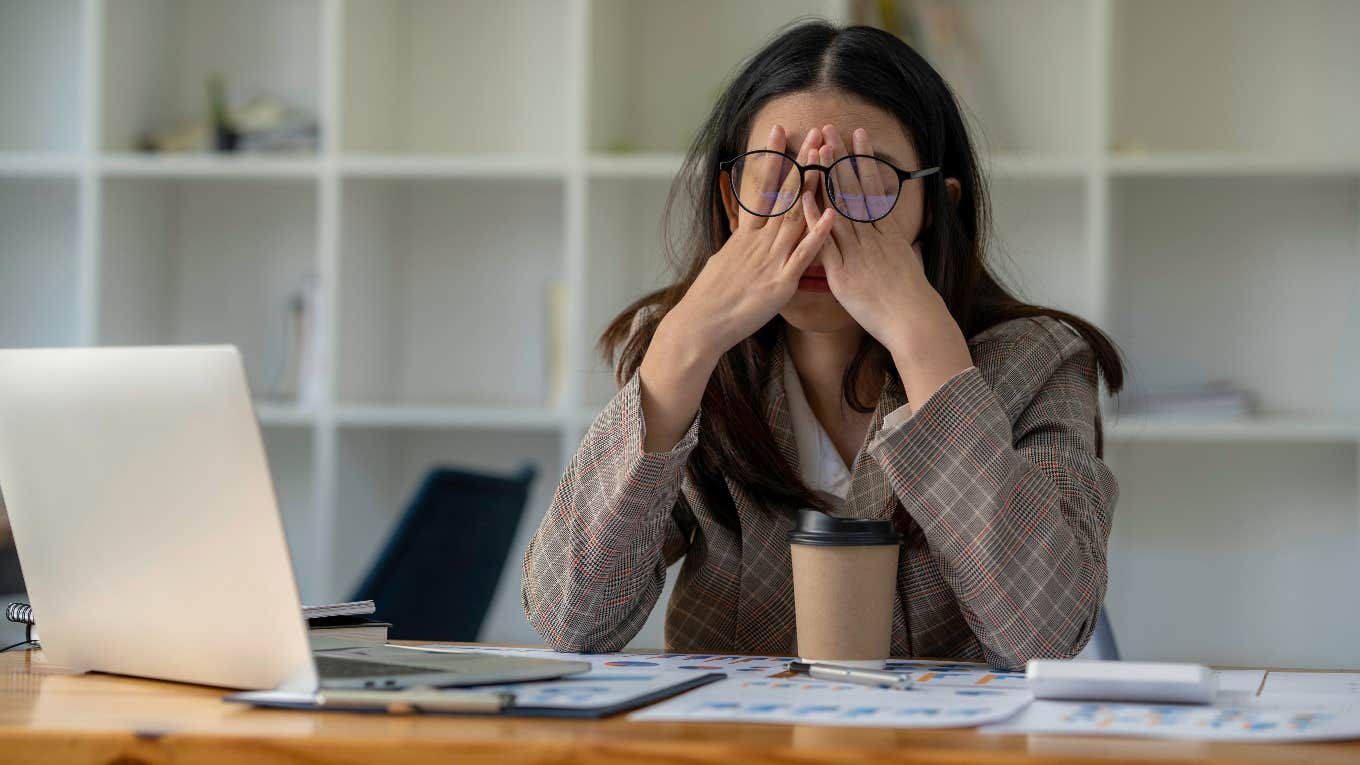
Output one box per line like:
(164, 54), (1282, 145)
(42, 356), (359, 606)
(719, 149), (941, 223)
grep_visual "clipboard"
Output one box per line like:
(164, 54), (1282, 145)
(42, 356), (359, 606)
(227, 671), (725, 719)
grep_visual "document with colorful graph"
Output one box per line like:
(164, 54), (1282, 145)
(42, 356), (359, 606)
(628, 676), (1032, 728)
(416, 646), (1031, 687)
(979, 699), (1360, 742)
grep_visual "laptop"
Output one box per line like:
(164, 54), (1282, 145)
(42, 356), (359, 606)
(0, 346), (589, 692)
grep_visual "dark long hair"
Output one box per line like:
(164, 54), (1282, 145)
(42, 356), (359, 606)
(600, 21), (1124, 528)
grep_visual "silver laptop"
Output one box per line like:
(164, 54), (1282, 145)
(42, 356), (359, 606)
(0, 346), (588, 692)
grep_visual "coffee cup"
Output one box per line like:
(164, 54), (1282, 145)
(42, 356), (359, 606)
(788, 509), (902, 668)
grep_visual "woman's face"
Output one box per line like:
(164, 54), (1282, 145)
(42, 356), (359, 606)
(723, 89), (928, 336)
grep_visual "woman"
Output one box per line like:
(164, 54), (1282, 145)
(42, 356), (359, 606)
(522, 21), (1123, 670)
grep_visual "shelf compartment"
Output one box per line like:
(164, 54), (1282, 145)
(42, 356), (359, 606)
(337, 178), (565, 407)
(97, 177), (319, 398)
(1105, 441), (1359, 668)
(0, 0), (84, 152)
(341, 0), (570, 155)
(582, 177), (677, 408)
(332, 426), (561, 642)
(589, 0), (829, 155)
(260, 424), (320, 604)
(897, 0), (1093, 158)
(987, 176), (1093, 322)
(1108, 176), (1360, 419)
(0, 178), (81, 347)
(102, 0), (321, 153)
(1112, 0), (1360, 155)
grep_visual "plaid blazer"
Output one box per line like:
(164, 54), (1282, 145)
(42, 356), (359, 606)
(522, 315), (1118, 670)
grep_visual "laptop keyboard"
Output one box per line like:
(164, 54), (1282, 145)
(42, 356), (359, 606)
(314, 655), (460, 679)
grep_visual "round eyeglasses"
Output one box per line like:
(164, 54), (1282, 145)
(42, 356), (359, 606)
(719, 149), (940, 223)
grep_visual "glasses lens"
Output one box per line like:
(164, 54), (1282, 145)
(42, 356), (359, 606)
(828, 156), (899, 221)
(731, 151), (800, 217)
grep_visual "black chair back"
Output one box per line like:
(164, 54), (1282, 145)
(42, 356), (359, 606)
(351, 463), (535, 641)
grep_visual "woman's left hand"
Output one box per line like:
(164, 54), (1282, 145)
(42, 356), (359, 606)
(803, 125), (974, 402)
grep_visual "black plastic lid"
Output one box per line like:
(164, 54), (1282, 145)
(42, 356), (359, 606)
(787, 509), (902, 547)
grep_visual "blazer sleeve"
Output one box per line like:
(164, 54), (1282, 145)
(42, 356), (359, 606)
(522, 368), (700, 652)
(868, 323), (1118, 669)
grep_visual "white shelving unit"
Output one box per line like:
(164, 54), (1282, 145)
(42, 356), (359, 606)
(1, 0), (1356, 666)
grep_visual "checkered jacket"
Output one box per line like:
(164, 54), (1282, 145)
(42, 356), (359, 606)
(522, 315), (1117, 670)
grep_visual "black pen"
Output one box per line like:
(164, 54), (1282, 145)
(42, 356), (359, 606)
(787, 661), (914, 690)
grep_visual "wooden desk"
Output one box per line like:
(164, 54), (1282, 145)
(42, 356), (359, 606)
(2, 648), (1359, 765)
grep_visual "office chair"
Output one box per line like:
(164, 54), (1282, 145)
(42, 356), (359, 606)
(1090, 607), (1121, 660)
(351, 463), (536, 641)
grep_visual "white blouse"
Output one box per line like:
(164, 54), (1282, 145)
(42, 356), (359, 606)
(782, 346), (914, 507)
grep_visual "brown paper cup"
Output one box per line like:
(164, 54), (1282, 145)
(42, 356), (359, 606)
(788, 510), (902, 669)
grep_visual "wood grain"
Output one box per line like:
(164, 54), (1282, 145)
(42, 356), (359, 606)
(3, 648), (1359, 764)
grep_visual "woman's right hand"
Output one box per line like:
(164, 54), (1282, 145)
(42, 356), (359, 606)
(636, 125), (835, 453)
(665, 124), (836, 360)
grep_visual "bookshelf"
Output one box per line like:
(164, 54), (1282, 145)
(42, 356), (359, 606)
(0, 0), (1355, 667)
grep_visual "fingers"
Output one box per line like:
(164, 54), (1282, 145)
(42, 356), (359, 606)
(767, 137), (818, 253)
(769, 190), (810, 256)
(820, 141), (859, 250)
(739, 124), (788, 230)
(801, 188), (841, 266)
(852, 127), (897, 232)
(783, 200), (836, 280)
(823, 125), (868, 224)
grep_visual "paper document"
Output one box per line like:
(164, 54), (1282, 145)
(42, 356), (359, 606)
(630, 676), (1031, 728)
(981, 668), (1360, 742)
(1261, 672), (1360, 698)
(416, 646), (1030, 687)
(979, 699), (1360, 742)
(418, 646), (1031, 728)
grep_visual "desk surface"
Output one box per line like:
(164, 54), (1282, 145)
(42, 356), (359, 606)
(3, 647), (1360, 765)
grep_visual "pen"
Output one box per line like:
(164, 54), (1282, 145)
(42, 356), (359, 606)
(316, 687), (514, 713)
(787, 661), (914, 690)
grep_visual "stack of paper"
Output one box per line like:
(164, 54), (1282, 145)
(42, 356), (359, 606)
(980, 670), (1360, 742)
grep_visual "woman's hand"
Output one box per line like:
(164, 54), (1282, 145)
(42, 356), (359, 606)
(802, 125), (973, 408)
(664, 124), (837, 361)
(637, 124), (834, 452)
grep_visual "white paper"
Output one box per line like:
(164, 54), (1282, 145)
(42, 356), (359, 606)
(414, 646), (1031, 688)
(629, 676), (1032, 728)
(1214, 669), (1267, 695)
(415, 647), (1032, 728)
(1261, 672), (1360, 698)
(979, 699), (1360, 742)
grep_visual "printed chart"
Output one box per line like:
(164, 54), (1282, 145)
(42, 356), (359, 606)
(630, 677), (1031, 728)
(980, 700), (1360, 742)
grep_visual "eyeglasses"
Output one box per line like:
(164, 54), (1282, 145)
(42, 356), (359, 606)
(719, 149), (940, 223)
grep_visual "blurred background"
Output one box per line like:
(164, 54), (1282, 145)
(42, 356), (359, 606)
(0, 0), (1356, 667)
